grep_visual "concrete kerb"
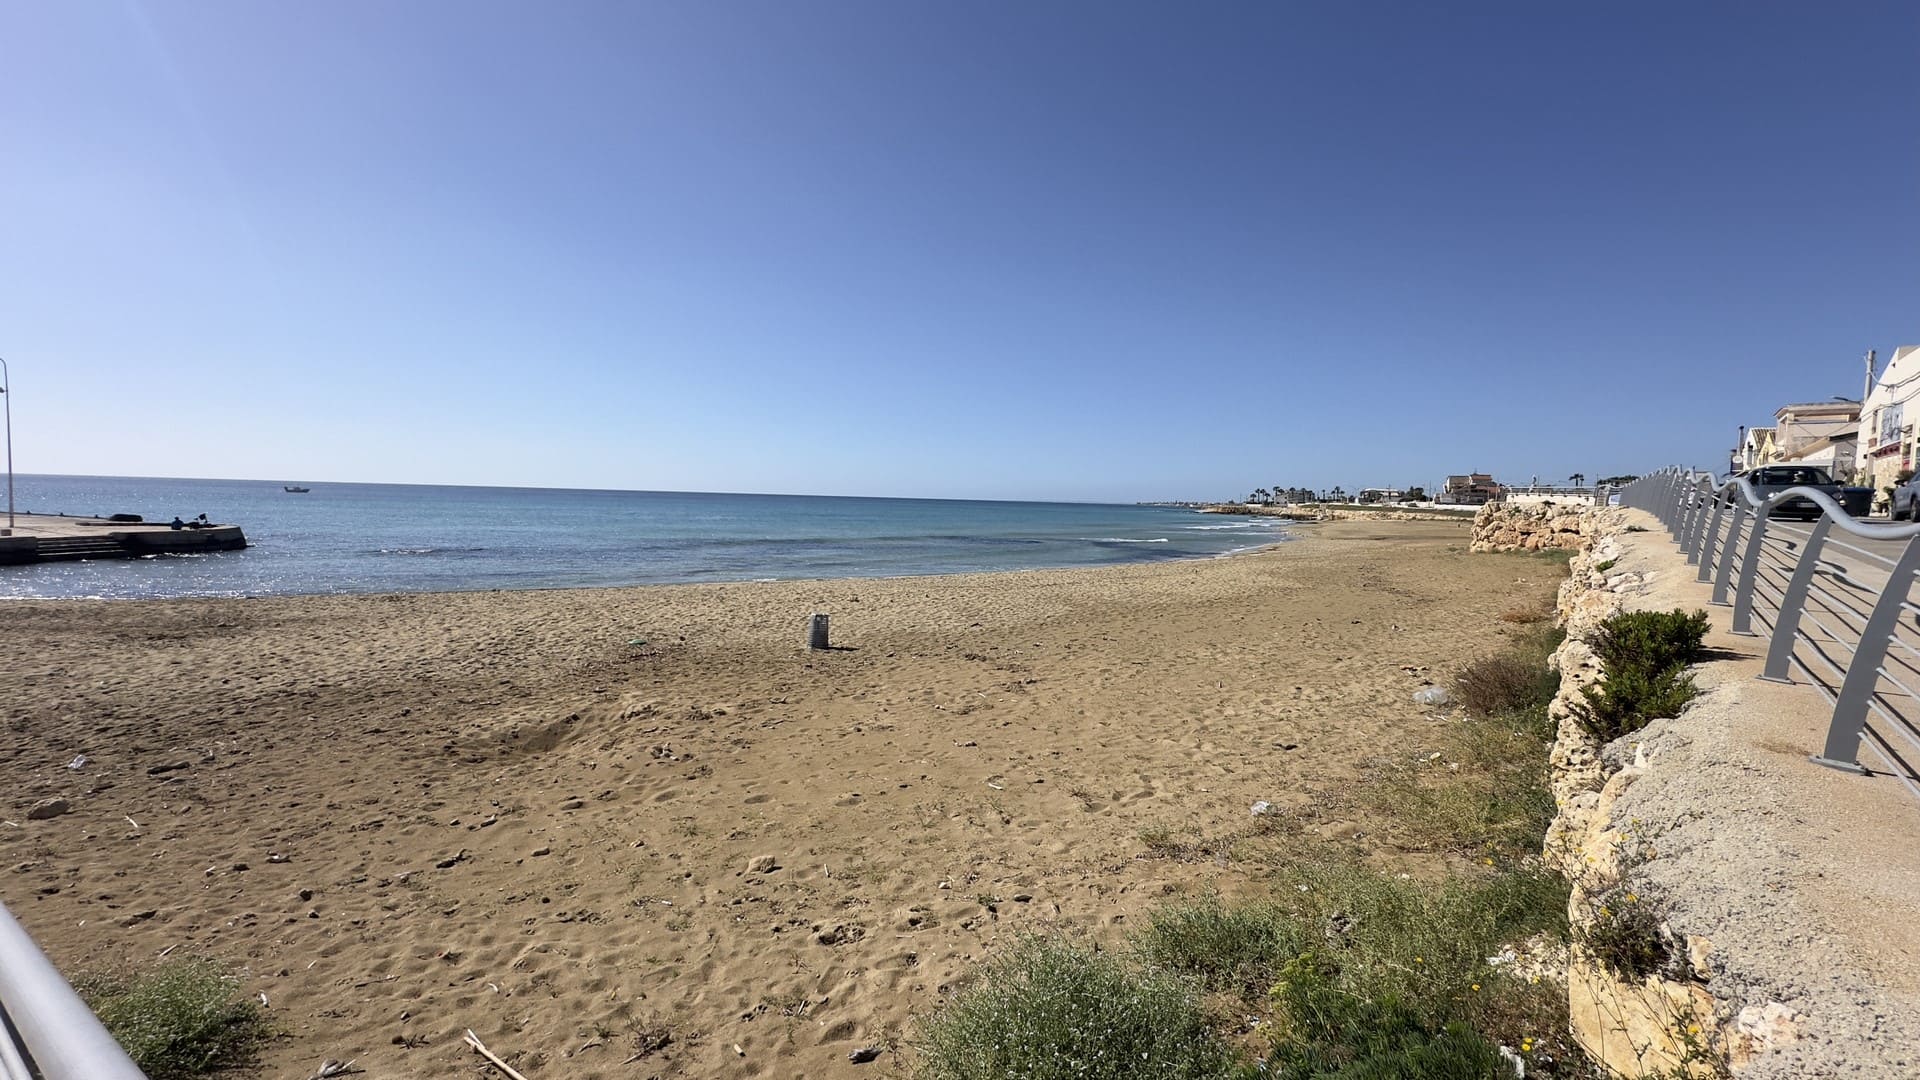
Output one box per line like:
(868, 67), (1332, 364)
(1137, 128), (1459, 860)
(1559, 507), (1920, 1078)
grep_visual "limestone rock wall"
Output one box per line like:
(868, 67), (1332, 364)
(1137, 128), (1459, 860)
(1471, 500), (1611, 553)
(1544, 522), (1731, 1078)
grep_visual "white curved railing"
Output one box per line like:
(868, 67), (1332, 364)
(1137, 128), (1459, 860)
(1620, 468), (1920, 797)
(0, 900), (146, 1079)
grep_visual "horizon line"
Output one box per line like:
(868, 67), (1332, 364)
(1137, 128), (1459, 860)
(10, 471), (1198, 508)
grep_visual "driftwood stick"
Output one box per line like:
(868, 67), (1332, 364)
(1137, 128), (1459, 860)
(464, 1029), (531, 1080)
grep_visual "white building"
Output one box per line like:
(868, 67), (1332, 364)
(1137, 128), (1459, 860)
(1856, 345), (1920, 501)
(1735, 426), (1775, 473)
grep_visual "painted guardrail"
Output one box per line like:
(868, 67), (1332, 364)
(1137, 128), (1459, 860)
(0, 899), (146, 1079)
(1620, 468), (1920, 796)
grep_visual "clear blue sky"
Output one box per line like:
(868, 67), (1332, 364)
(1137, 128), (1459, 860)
(3, 2), (1915, 502)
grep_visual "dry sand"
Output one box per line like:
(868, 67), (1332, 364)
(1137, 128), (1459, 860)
(0, 520), (1561, 1079)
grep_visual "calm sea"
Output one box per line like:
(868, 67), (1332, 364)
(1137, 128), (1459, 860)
(0, 475), (1288, 600)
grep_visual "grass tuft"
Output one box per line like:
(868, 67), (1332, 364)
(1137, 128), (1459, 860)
(913, 936), (1246, 1080)
(1133, 893), (1304, 995)
(78, 958), (268, 1079)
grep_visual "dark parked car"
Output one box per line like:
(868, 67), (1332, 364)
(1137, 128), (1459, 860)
(1740, 465), (1844, 521)
(1892, 476), (1920, 520)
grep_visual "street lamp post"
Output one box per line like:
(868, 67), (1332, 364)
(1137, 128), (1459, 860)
(0, 358), (12, 536)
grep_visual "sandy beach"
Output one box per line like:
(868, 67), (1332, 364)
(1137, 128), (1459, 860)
(0, 520), (1560, 1079)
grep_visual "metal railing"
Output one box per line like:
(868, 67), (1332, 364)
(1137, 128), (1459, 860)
(1620, 468), (1920, 797)
(0, 899), (146, 1079)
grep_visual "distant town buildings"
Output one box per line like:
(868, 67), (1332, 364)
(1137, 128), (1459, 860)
(1234, 473), (1610, 508)
(1439, 473), (1503, 505)
(1726, 347), (1920, 510)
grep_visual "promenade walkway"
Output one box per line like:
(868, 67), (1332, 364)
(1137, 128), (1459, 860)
(1598, 511), (1920, 1076)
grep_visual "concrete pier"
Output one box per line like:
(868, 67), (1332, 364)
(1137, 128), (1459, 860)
(0, 513), (247, 565)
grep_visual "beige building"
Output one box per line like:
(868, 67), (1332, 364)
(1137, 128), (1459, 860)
(1770, 400), (1860, 477)
(1856, 345), (1920, 501)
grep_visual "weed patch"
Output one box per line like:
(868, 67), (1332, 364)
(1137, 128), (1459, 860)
(1137, 864), (1577, 1076)
(1267, 956), (1514, 1079)
(1373, 712), (1556, 858)
(1576, 886), (1676, 983)
(1456, 653), (1561, 719)
(78, 958), (268, 1079)
(1138, 823), (1217, 861)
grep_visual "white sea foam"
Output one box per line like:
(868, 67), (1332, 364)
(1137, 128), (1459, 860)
(1083, 537), (1170, 543)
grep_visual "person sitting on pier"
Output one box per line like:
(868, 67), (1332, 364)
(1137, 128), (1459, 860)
(170, 516), (185, 530)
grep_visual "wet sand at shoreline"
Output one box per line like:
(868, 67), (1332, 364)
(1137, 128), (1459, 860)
(0, 519), (1559, 1079)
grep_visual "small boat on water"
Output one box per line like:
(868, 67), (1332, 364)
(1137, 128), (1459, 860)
(283, 485), (311, 493)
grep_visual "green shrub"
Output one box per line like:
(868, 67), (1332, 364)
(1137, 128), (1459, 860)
(1568, 608), (1708, 743)
(913, 937), (1246, 1080)
(1592, 558), (1618, 574)
(1589, 608), (1708, 677)
(1134, 893), (1305, 995)
(1268, 956), (1516, 1080)
(78, 958), (267, 1079)
(1570, 664), (1699, 743)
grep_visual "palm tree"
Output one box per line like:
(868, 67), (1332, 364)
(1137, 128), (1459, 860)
(1570, 472), (1586, 489)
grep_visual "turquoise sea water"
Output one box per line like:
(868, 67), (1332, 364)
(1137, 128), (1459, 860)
(0, 475), (1288, 599)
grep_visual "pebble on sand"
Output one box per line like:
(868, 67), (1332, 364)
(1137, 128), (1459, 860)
(26, 798), (71, 821)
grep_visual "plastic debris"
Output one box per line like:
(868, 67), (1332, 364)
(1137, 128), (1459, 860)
(1250, 800), (1273, 817)
(67, 755), (89, 770)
